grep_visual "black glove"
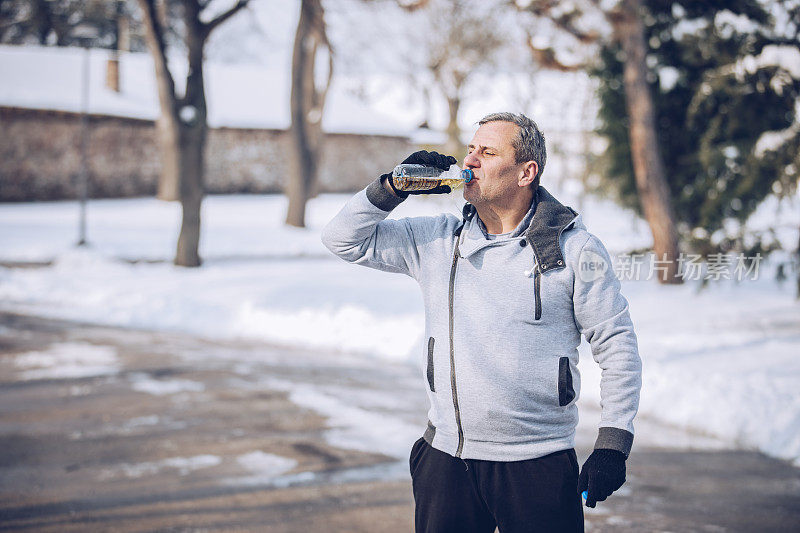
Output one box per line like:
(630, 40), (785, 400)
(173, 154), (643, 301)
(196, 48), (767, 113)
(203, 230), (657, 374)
(577, 449), (627, 508)
(383, 150), (458, 197)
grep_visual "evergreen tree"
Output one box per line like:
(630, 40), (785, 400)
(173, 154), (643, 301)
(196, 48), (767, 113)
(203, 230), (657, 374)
(0, 0), (147, 51)
(593, 0), (800, 256)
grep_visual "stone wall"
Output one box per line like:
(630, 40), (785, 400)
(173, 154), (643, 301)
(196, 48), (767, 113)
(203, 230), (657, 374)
(0, 107), (413, 201)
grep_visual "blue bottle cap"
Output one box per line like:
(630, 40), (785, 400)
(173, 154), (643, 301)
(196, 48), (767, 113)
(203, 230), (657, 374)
(461, 168), (474, 183)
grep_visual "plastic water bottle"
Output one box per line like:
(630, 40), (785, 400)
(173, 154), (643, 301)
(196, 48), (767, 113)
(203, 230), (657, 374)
(391, 164), (474, 193)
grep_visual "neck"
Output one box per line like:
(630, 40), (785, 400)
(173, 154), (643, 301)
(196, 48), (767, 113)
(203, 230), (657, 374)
(474, 191), (535, 235)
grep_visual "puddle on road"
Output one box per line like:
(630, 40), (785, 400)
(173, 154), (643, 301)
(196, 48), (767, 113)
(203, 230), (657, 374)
(221, 459), (409, 489)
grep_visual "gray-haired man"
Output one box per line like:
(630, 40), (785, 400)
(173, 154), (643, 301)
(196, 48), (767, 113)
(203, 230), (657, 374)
(322, 112), (642, 532)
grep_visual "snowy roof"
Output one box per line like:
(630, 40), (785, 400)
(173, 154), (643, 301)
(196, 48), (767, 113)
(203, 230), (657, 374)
(0, 44), (415, 137)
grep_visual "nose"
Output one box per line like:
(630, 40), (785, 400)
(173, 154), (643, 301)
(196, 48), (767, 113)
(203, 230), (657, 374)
(463, 151), (480, 169)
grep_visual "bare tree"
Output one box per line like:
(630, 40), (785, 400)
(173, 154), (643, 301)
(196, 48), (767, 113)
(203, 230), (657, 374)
(392, 0), (511, 158)
(345, 0), (517, 157)
(137, 0), (249, 266)
(285, 0), (333, 228)
(426, 1), (506, 156)
(518, 0), (682, 284)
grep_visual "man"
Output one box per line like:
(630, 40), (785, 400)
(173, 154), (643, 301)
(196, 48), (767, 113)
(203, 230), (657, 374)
(321, 112), (642, 532)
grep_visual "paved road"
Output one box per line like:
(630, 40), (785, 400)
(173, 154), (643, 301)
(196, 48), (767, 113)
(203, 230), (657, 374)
(1, 311), (798, 532)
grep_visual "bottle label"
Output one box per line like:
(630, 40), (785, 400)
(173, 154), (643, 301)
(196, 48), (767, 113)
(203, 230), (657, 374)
(391, 164), (465, 192)
(394, 177), (443, 191)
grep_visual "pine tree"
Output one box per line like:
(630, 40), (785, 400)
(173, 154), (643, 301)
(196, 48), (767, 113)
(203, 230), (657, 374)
(593, 0), (800, 257)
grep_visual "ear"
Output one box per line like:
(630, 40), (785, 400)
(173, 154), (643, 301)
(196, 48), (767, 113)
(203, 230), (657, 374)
(517, 161), (539, 187)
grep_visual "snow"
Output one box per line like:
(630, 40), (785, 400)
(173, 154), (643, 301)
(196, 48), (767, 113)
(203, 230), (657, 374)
(0, 42), (598, 144)
(616, 280), (800, 465)
(99, 454), (222, 479)
(14, 342), (119, 380)
(658, 66), (680, 91)
(672, 17), (709, 40)
(1, 191), (800, 466)
(227, 451), (303, 486)
(69, 415), (189, 441)
(0, 44), (411, 136)
(129, 373), (207, 396)
(266, 377), (421, 459)
(755, 124), (798, 157)
(714, 10), (762, 37)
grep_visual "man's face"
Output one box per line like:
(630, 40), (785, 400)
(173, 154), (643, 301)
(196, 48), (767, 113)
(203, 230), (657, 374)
(462, 121), (535, 206)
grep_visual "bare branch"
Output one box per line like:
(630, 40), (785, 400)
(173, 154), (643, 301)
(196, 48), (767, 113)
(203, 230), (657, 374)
(527, 44), (585, 71)
(203, 0), (249, 35)
(136, 0), (178, 106)
(522, 0), (601, 43)
(396, 0), (430, 12)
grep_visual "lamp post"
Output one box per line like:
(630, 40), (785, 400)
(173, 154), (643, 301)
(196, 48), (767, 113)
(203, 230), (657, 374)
(73, 23), (99, 247)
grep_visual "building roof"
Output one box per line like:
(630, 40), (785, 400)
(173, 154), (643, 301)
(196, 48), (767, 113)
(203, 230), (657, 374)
(0, 44), (417, 138)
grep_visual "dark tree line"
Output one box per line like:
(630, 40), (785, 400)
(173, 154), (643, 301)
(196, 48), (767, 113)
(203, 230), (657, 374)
(0, 0), (146, 50)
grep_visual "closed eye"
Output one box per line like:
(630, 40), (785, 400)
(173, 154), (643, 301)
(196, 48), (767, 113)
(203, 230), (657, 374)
(466, 145), (498, 156)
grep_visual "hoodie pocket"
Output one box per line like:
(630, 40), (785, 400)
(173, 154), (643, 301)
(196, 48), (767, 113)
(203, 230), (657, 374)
(558, 357), (575, 406)
(427, 337), (435, 392)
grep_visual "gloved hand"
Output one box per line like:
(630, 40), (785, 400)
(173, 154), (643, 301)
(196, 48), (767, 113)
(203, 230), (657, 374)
(383, 150), (458, 197)
(577, 448), (627, 508)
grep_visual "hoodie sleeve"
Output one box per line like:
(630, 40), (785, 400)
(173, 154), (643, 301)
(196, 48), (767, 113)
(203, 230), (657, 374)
(320, 176), (428, 279)
(572, 234), (642, 458)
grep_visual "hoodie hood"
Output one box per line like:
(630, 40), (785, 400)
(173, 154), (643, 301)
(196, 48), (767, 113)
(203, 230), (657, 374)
(456, 186), (579, 270)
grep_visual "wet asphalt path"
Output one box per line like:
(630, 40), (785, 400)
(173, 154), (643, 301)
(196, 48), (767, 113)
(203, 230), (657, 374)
(0, 311), (799, 532)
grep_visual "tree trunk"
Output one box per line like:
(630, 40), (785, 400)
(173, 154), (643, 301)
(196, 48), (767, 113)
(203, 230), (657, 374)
(174, 124), (204, 267)
(445, 96), (461, 159)
(106, 55), (120, 92)
(615, 0), (682, 284)
(31, 0), (54, 45)
(137, 0), (248, 267)
(285, 0), (332, 228)
(155, 117), (181, 201)
(137, 0), (181, 201)
(105, 0), (124, 93)
(173, 2), (208, 267)
(172, 115), (206, 266)
(138, 0), (208, 266)
(796, 223), (800, 299)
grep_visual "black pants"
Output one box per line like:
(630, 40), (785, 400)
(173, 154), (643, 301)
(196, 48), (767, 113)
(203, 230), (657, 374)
(409, 438), (584, 533)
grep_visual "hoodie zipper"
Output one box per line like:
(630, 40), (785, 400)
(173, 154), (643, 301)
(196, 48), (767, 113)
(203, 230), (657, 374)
(533, 257), (542, 321)
(449, 237), (465, 457)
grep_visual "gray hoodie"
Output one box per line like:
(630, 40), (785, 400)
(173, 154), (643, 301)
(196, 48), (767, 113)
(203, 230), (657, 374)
(321, 177), (642, 461)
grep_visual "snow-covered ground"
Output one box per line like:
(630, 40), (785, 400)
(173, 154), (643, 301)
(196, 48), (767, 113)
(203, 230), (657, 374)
(1, 190), (799, 467)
